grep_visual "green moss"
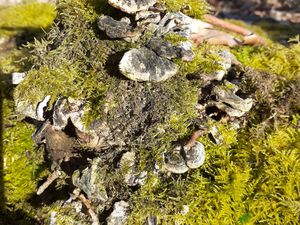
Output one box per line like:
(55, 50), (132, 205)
(255, 20), (300, 43)
(0, 3), (56, 37)
(0, 51), (46, 207)
(163, 33), (188, 45)
(7, 1), (300, 224)
(0, 50), (25, 73)
(128, 118), (300, 224)
(161, 0), (208, 19)
(137, 76), (199, 168)
(177, 44), (223, 75)
(15, 64), (97, 107)
(221, 19), (272, 43)
(14, 0), (131, 121)
(2, 98), (48, 205)
(43, 204), (90, 225)
(231, 36), (300, 79)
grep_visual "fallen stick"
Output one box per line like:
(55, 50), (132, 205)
(37, 170), (61, 195)
(73, 188), (100, 225)
(185, 129), (205, 150)
(204, 14), (265, 45)
(204, 14), (252, 36)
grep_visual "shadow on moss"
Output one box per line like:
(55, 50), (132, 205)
(0, 209), (39, 225)
(0, 73), (4, 214)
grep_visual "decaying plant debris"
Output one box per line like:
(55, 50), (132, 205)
(1, 0), (300, 224)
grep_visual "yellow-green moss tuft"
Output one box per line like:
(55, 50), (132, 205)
(163, 33), (188, 45)
(161, 0), (208, 19)
(2, 99), (48, 204)
(177, 44), (223, 75)
(128, 120), (300, 224)
(0, 3), (56, 37)
(231, 37), (300, 79)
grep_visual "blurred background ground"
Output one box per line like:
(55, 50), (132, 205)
(208, 0), (300, 22)
(207, 0), (300, 43)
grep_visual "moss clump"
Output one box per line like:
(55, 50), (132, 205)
(14, 0), (203, 126)
(163, 33), (188, 45)
(0, 49), (29, 74)
(128, 118), (300, 225)
(231, 36), (300, 80)
(14, 0), (131, 121)
(0, 3), (56, 37)
(132, 76), (200, 170)
(254, 20), (300, 43)
(41, 203), (91, 225)
(177, 44), (223, 75)
(6, 0), (300, 224)
(3, 99), (47, 204)
(161, 0), (208, 19)
(0, 50), (48, 221)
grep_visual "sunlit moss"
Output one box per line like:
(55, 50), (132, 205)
(177, 44), (223, 75)
(231, 37), (300, 79)
(161, 0), (208, 19)
(3, 0), (300, 224)
(14, 0), (130, 119)
(2, 99), (48, 204)
(0, 3), (56, 37)
(163, 33), (188, 45)
(254, 20), (300, 43)
(128, 119), (300, 225)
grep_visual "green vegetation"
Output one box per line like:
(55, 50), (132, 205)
(161, 0), (208, 19)
(177, 44), (223, 75)
(2, 99), (47, 204)
(232, 37), (300, 79)
(255, 20), (300, 43)
(1, 0), (300, 224)
(14, 0), (131, 122)
(0, 2), (56, 222)
(128, 119), (300, 224)
(222, 20), (300, 80)
(0, 51), (49, 223)
(0, 2), (56, 37)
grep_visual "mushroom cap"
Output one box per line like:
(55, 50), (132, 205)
(164, 149), (189, 174)
(119, 47), (177, 82)
(108, 0), (157, 14)
(184, 141), (205, 169)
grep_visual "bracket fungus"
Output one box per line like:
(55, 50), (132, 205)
(209, 82), (254, 117)
(108, 0), (157, 14)
(164, 130), (206, 174)
(119, 47), (178, 82)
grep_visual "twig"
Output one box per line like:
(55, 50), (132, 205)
(185, 130), (205, 150)
(204, 14), (252, 36)
(204, 14), (265, 45)
(37, 170), (61, 195)
(73, 188), (100, 225)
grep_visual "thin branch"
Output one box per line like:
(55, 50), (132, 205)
(73, 188), (100, 225)
(185, 130), (205, 150)
(37, 170), (61, 195)
(204, 14), (252, 36)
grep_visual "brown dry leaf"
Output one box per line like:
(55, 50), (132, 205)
(191, 29), (242, 47)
